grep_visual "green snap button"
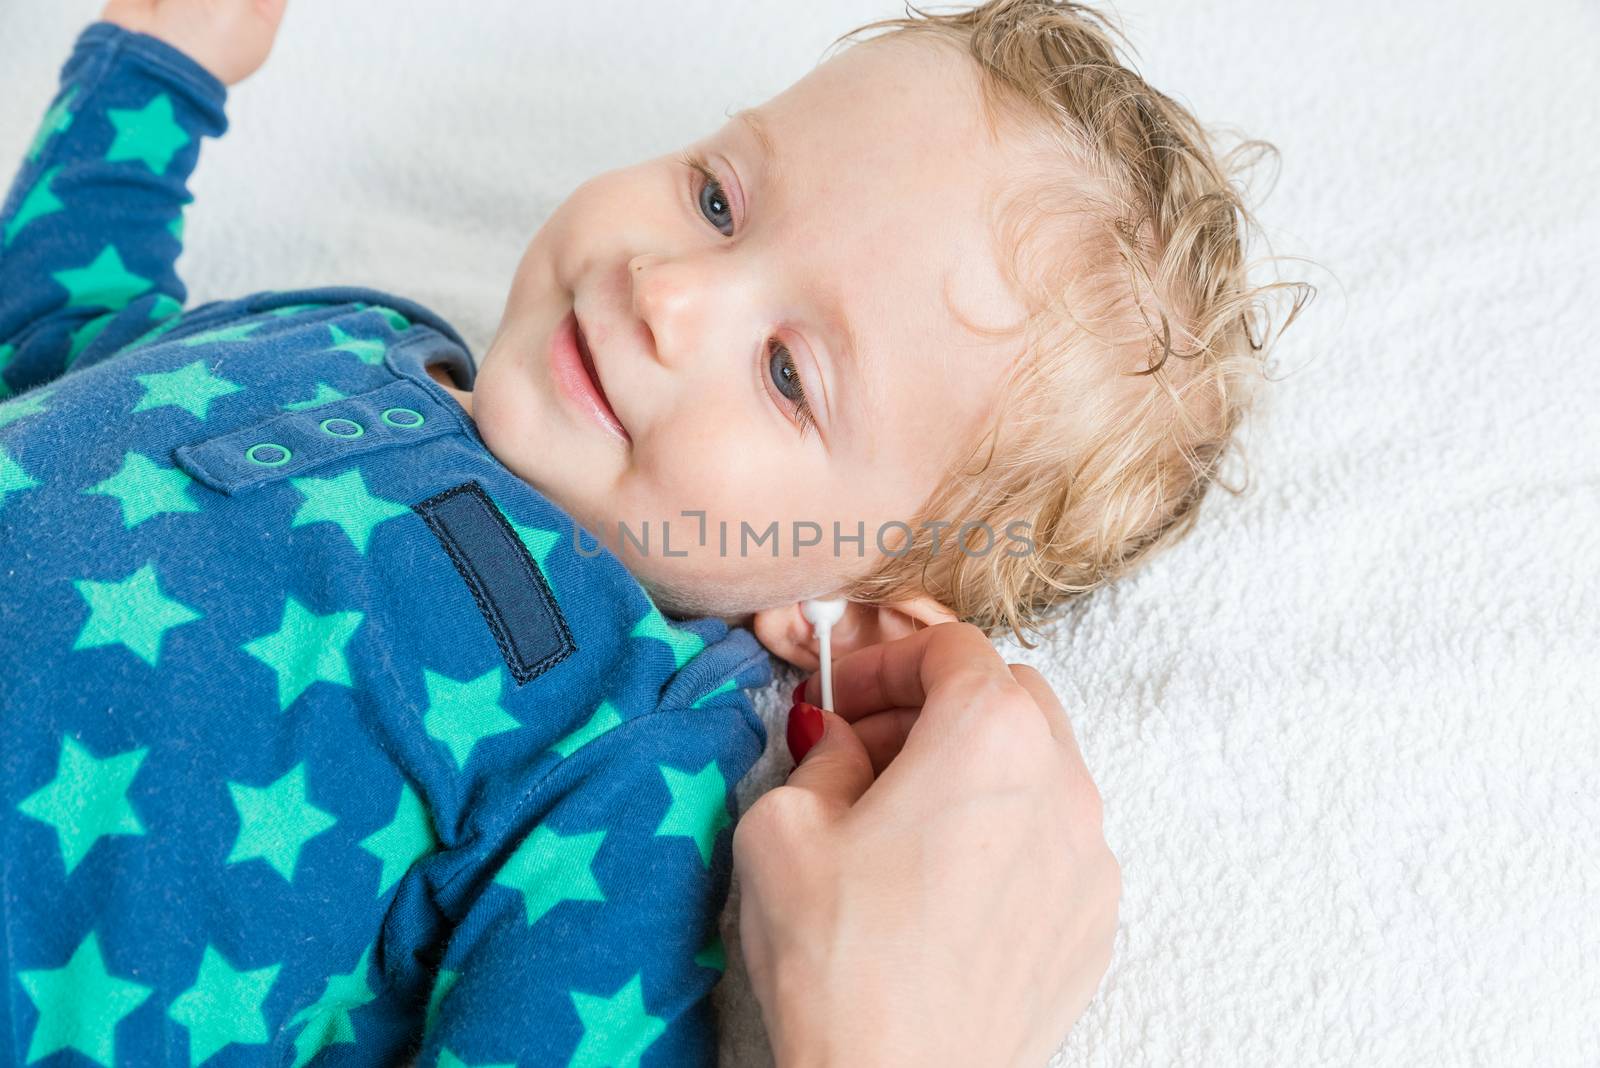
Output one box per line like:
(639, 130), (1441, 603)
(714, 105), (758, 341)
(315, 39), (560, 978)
(246, 442), (292, 466)
(382, 407), (424, 428)
(320, 417), (364, 439)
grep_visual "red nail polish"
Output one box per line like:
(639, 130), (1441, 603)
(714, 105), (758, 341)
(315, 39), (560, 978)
(786, 702), (824, 764)
(791, 677), (810, 707)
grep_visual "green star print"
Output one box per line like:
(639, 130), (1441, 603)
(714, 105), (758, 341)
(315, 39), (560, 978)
(359, 782), (438, 896)
(124, 294), (185, 353)
(422, 667), (518, 768)
(3, 164), (64, 245)
(0, 447), (42, 510)
(18, 931), (152, 1068)
(695, 934), (726, 972)
(510, 517), (563, 578)
(328, 324), (386, 365)
(630, 604), (707, 669)
(493, 825), (608, 927)
(84, 450), (201, 528)
(654, 760), (731, 868)
(73, 561), (201, 667)
(27, 86), (77, 161)
(424, 968), (460, 1043)
(437, 1050), (515, 1068)
(52, 244), (153, 311)
(180, 321), (262, 346)
(566, 973), (666, 1068)
(242, 596), (364, 711)
(549, 700), (624, 758)
(283, 382), (348, 411)
(17, 736), (147, 875)
(287, 945), (376, 1068)
(105, 92), (191, 174)
(290, 467), (411, 554)
(227, 762), (337, 881)
(167, 946), (281, 1067)
(0, 388), (49, 430)
(133, 359), (243, 419)
(67, 313), (115, 365)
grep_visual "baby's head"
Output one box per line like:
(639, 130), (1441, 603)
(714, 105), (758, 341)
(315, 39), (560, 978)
(468, 0), (1305, 661)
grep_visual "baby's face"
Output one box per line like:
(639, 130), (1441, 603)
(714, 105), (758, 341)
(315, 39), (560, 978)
(471, 35), (1032, 619)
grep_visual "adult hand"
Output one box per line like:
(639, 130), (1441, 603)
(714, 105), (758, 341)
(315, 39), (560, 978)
(733, 622), (1120, 1067)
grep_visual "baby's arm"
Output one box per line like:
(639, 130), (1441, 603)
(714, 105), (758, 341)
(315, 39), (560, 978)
(416, 702), (763, 1065)
(0, 1), (283, 397)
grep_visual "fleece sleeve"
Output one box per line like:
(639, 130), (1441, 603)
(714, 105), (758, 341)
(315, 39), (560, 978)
(414, 698), (765, 1067)
(0, 21), (227, 398)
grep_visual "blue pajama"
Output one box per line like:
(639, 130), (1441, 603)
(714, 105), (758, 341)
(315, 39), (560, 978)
(0, 22), (773, 1068)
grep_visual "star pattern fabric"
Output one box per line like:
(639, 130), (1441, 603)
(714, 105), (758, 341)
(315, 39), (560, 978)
(359, 781), (439, 896)
(28, 85), (78, 162)
(18, 736), (147, 874)
(226, 763), (338, 881)
(492, 825), (609, 927)
(0, 21), (775, 1068)
(290, 467), (412, 553)
(132, 358), (243, 418)
(52, 243), (153, 310)
(422, 666), (519, 768)
(655, 760), (734, 868)
(167, 946), (281, 1066)
(105, 92), (190, 174)
(73, 561), (202, 667)
(0, 446), (42, 509)
(18, 932), (152, 1067)
(4, 163), (65, 246)
(242, 596), (364, 711)
(567, 974), (668, 1068)
(84, 450), (202, 527)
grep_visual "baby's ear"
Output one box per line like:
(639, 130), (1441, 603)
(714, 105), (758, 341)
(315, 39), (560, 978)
(750, 593), (958, 670)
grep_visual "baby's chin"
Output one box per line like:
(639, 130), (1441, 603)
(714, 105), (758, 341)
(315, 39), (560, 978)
(628, 554), (823, 627)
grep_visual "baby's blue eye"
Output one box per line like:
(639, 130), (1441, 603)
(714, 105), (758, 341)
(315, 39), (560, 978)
(697, 172), (733, 235)
(768, 339), (805, 405)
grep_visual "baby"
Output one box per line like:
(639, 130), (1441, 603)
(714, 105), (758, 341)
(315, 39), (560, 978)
(0, 0), (1296, 1065)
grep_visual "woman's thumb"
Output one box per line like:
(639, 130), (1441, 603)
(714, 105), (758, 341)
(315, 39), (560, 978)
(784, 702), (875, 808)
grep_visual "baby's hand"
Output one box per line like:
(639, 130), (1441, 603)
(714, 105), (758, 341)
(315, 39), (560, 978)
(99, 0), (287, 86)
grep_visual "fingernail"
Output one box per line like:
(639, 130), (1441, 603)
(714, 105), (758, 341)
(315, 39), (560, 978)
(791, 677), (811, 707)
(786, 702), (825, 764)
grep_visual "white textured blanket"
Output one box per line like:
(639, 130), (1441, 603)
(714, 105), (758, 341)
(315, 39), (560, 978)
(3, 2), (1596, 1064)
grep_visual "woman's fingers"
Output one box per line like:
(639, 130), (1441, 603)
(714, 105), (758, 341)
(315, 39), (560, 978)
(848, 707), (920, 775)
(1007, 662), (1090, 774)
(822, 621), (1012, 723)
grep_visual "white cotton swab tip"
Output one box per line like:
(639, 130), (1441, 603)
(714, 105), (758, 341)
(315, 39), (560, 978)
(800, 597), (847, 712)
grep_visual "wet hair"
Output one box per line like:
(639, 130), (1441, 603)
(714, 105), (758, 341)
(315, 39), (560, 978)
(832, 0), (1311, 648)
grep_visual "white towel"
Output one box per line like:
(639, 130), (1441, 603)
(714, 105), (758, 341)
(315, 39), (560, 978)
(3, 2), (1596, 1064)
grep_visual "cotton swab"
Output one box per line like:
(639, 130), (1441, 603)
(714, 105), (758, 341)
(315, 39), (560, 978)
(800, 597), (847, 712)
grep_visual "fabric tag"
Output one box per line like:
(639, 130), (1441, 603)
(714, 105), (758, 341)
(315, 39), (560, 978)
(413, 481), (576, 685)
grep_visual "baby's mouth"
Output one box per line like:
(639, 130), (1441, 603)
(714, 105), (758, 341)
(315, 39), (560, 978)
(573, 314), (627, 439)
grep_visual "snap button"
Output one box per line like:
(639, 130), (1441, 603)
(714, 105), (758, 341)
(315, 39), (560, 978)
(382, 407), (424, 428)
(319, 417), (365, 439)
(246, 442), (292, 466)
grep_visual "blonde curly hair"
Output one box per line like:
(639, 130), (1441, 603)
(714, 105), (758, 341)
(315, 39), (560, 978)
(832, 0), (1311, 648)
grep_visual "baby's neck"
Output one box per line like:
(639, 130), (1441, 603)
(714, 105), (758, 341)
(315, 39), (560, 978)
(426, 360), (474, 419)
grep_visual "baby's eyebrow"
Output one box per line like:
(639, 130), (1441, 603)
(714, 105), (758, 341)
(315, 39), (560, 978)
(729, 107), (875, 436)
(732, 108), (783, 198)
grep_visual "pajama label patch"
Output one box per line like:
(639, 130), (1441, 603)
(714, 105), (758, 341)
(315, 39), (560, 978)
(413, 481), (575, 684)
